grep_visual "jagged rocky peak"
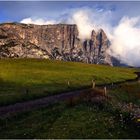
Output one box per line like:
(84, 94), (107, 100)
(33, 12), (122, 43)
(82, 28), (112, 65)
(91, 29), (96, 40)
(0, 22), (113, 65)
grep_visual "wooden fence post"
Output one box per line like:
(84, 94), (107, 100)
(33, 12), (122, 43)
(67, 81), (70, 87)
(129, 102), (133, 110)
(104, 86), (107, 96)
(92, 80), (95, 89)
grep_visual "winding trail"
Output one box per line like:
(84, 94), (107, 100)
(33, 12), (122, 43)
(0, 72), (139, 118)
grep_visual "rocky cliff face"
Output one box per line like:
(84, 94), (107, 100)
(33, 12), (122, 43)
(82, 29), (112, 65)
(0, 22), (113, 65)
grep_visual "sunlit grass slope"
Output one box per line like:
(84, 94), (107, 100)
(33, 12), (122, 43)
(0, 59), (137, 105)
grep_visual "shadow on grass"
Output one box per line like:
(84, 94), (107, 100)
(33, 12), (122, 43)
(0, 78), (91, 106)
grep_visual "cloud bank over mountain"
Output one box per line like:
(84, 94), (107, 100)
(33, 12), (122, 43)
(20, 7), (140, 67)
(110, 17), (140, 67)
(21, 18), (56, 25)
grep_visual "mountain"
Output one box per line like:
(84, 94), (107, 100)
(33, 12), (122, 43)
(0, 22), (114, 65)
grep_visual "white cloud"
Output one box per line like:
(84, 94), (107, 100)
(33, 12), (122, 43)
(66, 7), (113, 40)
(20, 17), (56, 25)
(109, 16), (140, 67)
(69, 9), (95, 39)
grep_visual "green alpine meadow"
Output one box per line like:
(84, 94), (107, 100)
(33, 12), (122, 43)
(0, 58), (137, 106)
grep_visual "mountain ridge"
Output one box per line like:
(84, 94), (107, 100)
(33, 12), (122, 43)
(0, 22), (118, 66)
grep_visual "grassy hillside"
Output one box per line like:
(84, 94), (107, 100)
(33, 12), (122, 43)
(0, 81), (140, 139)
(0, 59), (137, 106)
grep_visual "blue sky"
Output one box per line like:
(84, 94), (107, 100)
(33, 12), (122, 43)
(1, 1), (140, 25)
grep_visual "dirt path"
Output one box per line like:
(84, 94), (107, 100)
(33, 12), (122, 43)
(0, 89), (90, 118)
(0, 72), (139, 118)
